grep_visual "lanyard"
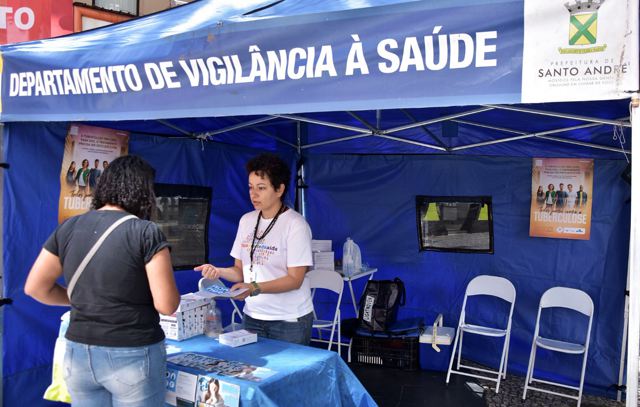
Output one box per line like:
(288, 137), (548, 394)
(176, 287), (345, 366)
(249, 204), (286, 281)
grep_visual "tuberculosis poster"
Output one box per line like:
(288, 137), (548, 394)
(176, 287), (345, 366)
(530, 158), (593, 240)
(58, 124), (129, 223)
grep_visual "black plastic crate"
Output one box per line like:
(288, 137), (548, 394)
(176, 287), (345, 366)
(352, 333), (420, 370)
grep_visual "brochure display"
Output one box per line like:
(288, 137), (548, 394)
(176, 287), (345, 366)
(168, 353), (275, 382)
(165, 335), (375, 406)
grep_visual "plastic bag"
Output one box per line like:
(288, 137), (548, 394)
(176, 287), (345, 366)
(43, 311), (72, 403)
(342, 237), (362, 277)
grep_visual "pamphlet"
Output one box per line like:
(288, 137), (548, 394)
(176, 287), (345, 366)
(168, 352), (276, 382)
(165, 367), (198, 406)
(195, 375), (240, 407)
(196, 281), (248, 299)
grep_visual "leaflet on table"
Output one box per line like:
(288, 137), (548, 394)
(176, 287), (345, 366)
(168, 352), (276, 382)
(195, 375), (240, 407)
(165, 367), (198, 406)
(165, 367), (240, 407)
(196, 284), (249, 299)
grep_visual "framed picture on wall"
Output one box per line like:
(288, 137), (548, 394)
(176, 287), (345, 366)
(416, 196), (494, 254)
(154, 183), (212, 269)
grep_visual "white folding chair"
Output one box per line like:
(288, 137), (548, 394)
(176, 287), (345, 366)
(446, 275), (516, 393)
(198, 278), (244, 331)
(307, 270), (344, 356)
(522, 287), (594, 407)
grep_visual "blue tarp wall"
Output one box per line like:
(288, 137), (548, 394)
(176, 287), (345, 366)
(2, 121), (630, 405)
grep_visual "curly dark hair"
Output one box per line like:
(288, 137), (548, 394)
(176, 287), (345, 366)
(246, 153), (290, 201)
(91, 155), (157, 219)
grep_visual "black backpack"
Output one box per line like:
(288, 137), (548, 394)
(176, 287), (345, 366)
(358, 278), (406, 332)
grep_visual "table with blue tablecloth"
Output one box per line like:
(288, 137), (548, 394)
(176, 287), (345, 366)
(166, 335), (376, 407)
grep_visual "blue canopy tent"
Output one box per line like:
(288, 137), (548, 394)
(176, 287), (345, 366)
(0, 0), (638, 405)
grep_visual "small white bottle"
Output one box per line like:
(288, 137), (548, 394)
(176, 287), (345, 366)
(205, 300), (223, 338)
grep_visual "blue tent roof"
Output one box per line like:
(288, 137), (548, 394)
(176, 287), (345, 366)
(0, 0), (633, 158)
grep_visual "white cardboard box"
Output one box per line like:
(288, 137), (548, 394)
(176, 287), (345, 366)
(219, 329), (258, 347)
(419, 326), (455, 345)
(311, 251), (335, 271)
(311, 239), (332, 252)
(160, 293), (210, 341)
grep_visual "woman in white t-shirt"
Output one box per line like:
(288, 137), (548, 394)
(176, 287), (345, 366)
(196, 153), (314, 345)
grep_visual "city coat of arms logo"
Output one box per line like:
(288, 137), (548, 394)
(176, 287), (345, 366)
(559, 0), (607, 54)
(565, 0), (604, 45)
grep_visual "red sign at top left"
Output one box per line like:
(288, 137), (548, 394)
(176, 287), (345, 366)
(0, 0), (72, 44)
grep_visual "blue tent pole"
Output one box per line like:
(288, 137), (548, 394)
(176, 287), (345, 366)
(0, 123), (4, 404)
(626, 95), (640, 407)
(296, 121), (307, 218)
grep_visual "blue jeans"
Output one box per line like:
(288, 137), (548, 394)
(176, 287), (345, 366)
(243, 312), (314, 345)
(63, 339), (166, 407)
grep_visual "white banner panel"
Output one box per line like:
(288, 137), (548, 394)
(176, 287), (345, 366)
(522, 0), (638, 102)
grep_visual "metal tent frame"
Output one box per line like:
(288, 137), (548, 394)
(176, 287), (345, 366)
(146, 104), (631, 156)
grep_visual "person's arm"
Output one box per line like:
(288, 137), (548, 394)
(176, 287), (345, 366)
(230, 265), (308, 300)
(194, 258), (244, 283)
(146, 247), (180, 315)
(24, 248), (69, 306)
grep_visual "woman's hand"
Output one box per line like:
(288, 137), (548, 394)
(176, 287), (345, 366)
(194, 264), (222, 280)
(230, 282), (253, 300)
(194, 260), (244, 283)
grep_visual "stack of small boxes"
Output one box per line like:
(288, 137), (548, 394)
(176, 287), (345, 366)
(310, 239), (334, 271)
(160, 293), (210, 341)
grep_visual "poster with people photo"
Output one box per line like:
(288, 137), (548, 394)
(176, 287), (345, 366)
(195, 376), (240, 407)
(58, 124), (129, 223)
(529, 158), (594, 240)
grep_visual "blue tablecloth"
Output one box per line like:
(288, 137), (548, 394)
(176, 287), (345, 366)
(166, 335), (376, 407)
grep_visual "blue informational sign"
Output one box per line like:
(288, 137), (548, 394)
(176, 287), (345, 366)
(0, 0), (523, 121)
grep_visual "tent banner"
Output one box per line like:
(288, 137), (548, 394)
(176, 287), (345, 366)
(0, 0), (636, 121)
(522, 0), (638, 102)
(530, 158), (594, 240)
(58, 124), (128, 222)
